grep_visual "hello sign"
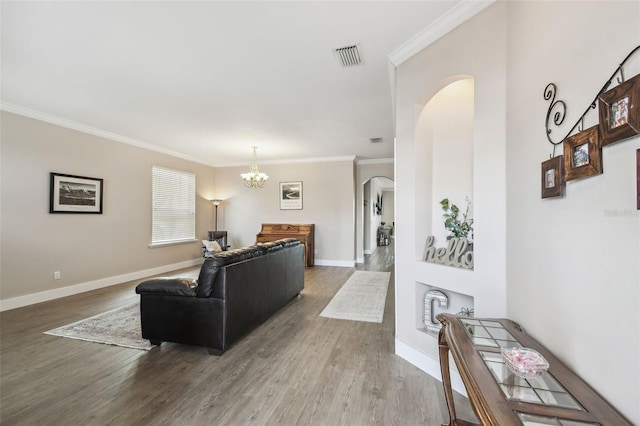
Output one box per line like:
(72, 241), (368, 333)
(424, 236), (473, 270)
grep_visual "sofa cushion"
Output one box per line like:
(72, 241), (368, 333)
(197, 258), (221, 297)
(136, 278), (198, 297)
(257, 241), (283, 253)
(280, 238), (300, 247)
(196, 247), (265, 297)
(209, 246), (264, 266)
(202, 239), (223, 254)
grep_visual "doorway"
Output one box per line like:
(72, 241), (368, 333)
(362, 176), (394, 258)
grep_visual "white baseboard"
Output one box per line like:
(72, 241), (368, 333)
(364, 248), (375, 255)
(0, 258), (203, 312)
(356, 257), (364, 264)
(314, 259), (355, 267)
(395, 338), (467, 397)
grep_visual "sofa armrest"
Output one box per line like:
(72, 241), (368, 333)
(135, 278), (198, 297)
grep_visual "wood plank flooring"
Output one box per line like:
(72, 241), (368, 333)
(0, 242), (476, 425)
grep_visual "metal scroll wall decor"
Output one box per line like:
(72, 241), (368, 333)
(542, 45), (640, 199)
(423, 289), (449, 333)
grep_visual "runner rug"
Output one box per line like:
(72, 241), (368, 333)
(44, 303), (154, 351)
(319, 270), (391, 323)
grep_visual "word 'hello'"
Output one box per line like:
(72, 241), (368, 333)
(424, 236), (473, 269)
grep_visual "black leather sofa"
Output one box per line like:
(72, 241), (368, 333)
(135, 238), (305, 354)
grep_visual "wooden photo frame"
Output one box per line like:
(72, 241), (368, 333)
(637, 149), (640, 210)
(598, 73), (640, 146)
(279, 181), (302, 210)
(541, 155), (565, 198)
(563, 126), (603, 181)
(50, 172), (103, 214)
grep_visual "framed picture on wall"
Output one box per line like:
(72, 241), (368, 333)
(541, 155), (565, 198)
(637, 149), (640, 210)
(562, 126), (603, 181)
(50, 172), (103, 214)
(280, 181), (303, 210)
(376, 193), (383, 215)
(598, 73), (640, 146)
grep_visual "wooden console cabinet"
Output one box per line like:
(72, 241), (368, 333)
(256, 223), (314, 267)
(436, 313), (631, 426)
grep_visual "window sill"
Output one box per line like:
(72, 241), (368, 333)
(149, 238), (198, 249)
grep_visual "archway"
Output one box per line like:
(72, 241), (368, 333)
(414, 77), (474, 247)
(362, 176), (394, 258)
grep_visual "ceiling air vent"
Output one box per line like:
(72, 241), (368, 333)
(335, 45), (362, 67)
(369, 137), (383, 143)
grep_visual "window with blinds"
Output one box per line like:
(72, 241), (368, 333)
(151, 166), (196, 246)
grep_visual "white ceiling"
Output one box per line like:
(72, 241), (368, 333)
(2, 1), (475, 167)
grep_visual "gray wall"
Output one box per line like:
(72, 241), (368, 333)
(1, 112), (369, 308)
(214, 159), (356, 266)
(1, 112), (215, 307)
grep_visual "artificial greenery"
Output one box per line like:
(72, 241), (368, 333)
(440, 197), (473, 241)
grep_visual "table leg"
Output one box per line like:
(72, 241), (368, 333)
(438, 327), (458, 426)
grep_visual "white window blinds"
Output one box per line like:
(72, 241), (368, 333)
(151, 166), (196, 245)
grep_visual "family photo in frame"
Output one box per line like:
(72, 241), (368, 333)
(542, 77), (639, 199)
(598, 73), (640, 146)
(541, 155), (565, 199)
(637, 149), (640, 210)
(562, 125), (603, 181)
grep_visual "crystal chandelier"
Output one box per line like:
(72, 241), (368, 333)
(240, 146), (269, 188)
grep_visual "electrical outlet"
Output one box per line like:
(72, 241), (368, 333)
(54, 271), (61, 280)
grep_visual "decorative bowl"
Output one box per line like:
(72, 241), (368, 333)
(501, 347), (549, 377)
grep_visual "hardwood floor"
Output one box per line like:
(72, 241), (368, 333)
(0, 242), (475, 425)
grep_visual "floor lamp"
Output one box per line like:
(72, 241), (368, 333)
(212, 199), (223, 231)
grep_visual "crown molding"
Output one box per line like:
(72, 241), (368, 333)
(1, 102), (213, 166)
(1, 103), (360, 168)
(388, 0), (496, 67)
(2, 104), (388, 169)
(215, 155), (357, 168)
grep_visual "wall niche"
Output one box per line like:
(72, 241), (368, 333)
(415, 78), (475, 259)
(416, 281), (474, 334)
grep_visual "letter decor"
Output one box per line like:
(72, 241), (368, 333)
(424, 236), (473, 270)
(424, 290), (449, 333)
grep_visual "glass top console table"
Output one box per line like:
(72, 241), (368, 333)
(436, 313), (631, 426)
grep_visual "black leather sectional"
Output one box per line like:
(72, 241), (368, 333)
(135, 238), (305, 354)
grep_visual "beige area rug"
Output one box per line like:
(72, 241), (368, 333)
(319, 270), (391, 323)
(44, 303), (154, 351)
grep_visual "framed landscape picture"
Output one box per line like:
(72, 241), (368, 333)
(562, 126), (603, 181)
(541, 155), (565, 198)
(50, 172), (103, 214)
(598, 73), (640, 146)
(280, 181), (302, 210)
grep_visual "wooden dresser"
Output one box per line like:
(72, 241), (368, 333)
(256, 223), (314, 267)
